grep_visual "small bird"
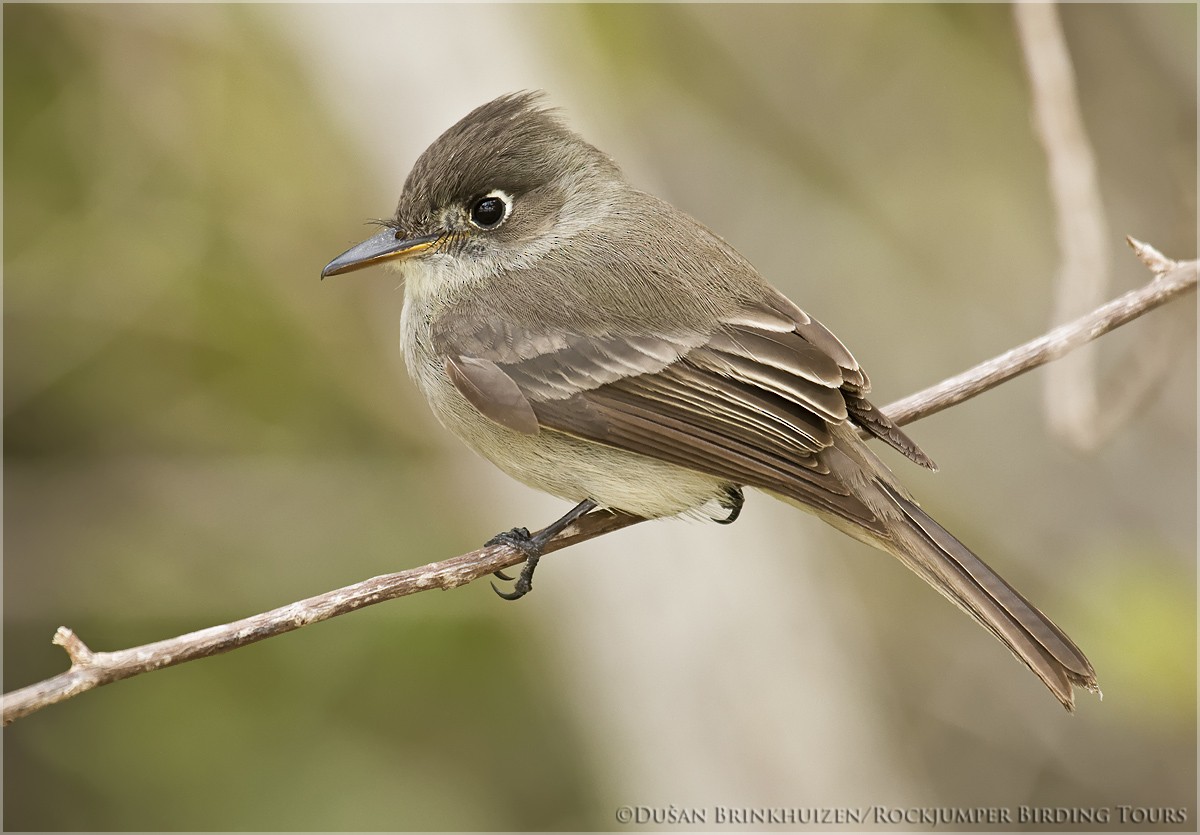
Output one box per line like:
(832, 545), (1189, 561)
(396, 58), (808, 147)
(323, 92), (1098, 710)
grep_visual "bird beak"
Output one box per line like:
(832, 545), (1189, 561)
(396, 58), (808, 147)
(321, 227), (441, 278)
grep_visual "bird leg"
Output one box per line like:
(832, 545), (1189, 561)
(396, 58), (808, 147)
(489, 498), (598, 600)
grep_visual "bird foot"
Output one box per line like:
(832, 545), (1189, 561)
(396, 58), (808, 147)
(487, 527), (544, 600)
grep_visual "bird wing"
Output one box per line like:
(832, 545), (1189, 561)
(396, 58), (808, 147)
(433, 288), (1099, 709)
(433, 292), (930, 533)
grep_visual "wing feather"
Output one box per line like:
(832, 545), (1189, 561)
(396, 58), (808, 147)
(436, 289), (931, 525)
(444, 356), (540, 435)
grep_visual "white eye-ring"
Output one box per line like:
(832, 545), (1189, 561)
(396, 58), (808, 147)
(468, 189), (512, 230)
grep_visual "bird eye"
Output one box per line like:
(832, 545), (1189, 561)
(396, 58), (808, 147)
(469, 190), (511, 230)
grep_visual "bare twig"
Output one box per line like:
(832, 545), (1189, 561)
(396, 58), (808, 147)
(3, 241), (1195, 726)
(2, 508), (644, 726)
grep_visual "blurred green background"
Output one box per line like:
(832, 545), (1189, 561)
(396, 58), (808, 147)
(4, 4), (1195, 830)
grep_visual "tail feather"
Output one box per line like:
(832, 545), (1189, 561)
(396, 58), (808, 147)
(874, 481), (1099, 711)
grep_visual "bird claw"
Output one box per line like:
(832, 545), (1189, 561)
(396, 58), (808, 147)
(490, 559), (538, 600)
(486, 527), (542, 601)
(714, 486), (745, 525)
(484, 499), (599, 602)
(490, 579), (529, 601)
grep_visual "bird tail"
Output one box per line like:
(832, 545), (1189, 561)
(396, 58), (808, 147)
(867, 481), (1099, 711)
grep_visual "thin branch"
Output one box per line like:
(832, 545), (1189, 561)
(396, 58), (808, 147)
(877, 240), (1196, 428)
(3, 241), (1195, 726)
(2, 508), (644, 726)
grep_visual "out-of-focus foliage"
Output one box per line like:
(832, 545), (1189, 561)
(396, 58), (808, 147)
(5, 3), (1195, 831)
(5, 7), (414, 460)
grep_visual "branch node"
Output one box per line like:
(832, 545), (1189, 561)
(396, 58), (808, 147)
(1127, 236), (1176, 276)
(52, 627), (95, 667)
